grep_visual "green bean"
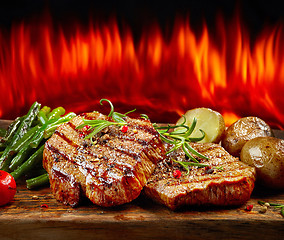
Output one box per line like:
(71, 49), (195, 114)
(43, 112), (76, 138)
(0, 102), (41, 170)
(0, 148), (14, 171)
(37, 111), (47, 125)
(11, 125), (40, 152)
(0, 116), (23, 148)
(29, 123), (48, 149)
(30, 111), (73, 148)
(9, 141), (34, 171)
(10, 144), (45, 180)
(0, 128), (6, 137)
(40, 106), (51, 116)
(47, 107), (65, 121)
(9, 124), (46, 171)
(15, 102), (41, 139)
(26, 173), (49, 189)
(10, 111), (76, 171)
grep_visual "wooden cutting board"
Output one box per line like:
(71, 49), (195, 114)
(0, 121), (284, 240)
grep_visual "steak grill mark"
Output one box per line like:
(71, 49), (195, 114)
(43, 112), (166, 207)
(48, 124), (149, 182)
(144, 142), (256, 210)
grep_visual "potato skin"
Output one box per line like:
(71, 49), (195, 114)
(240, 137), (284, 189)
(221, 116), (273, 157)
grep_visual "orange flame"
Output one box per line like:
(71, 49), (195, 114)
(0, 15), (283, 128)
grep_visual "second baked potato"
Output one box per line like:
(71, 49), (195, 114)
(221, 116), (273, 157)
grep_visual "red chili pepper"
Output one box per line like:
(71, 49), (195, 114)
(0, 170), (16, 206)
(121, 125), (128, 133)
(79, 133), (84, 138)
(173, 170), (181, 178)
(245, 204), (253, 211)
(41, 204), (49, 208)
(82, 125), (91, 133)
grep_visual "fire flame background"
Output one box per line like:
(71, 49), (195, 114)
(0, 0), (284, 128)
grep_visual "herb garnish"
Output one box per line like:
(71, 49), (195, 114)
(76, 99), (135, 143)
(173, 159), (209, 175)
(153, 116), (209, 173)
(78, 99), (210, 173)
(258, 200), (284, 218)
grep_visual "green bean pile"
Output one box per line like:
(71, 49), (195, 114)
(0, 102), (76, 189)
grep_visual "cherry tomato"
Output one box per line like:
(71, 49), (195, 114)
(0, 170), (16, 206)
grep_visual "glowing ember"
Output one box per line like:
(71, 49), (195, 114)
(0, 15), (283, 128)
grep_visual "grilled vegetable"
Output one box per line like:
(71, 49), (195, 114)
(11, 145), (45, 181)
(222, 116), (273, 157)
(0, 101), (76, 189)
(0, 128), (6, 138)
(0, 117), (23, 148)
(0, 102), (41, 171)
(240, 136), (284, 189)
(176, 108), (225, 144)
(26, 173), (49, 189)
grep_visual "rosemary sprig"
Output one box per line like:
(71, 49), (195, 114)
(154, 116), (209, 173)
(258, 200), (284, 218)
(76, 99), (135, 143)
(154, 116), (208, 158)
(77, 100), (210, 175)
(173, 159), (209, 175)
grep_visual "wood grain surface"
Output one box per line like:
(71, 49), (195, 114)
(0, 121), (284, 240)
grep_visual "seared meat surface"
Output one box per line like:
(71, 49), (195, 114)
(43, 112), (165, 207)
(144, 142), (256, 210)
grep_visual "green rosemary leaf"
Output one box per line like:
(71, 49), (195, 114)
(215, 166), (225, 171)
(100, 99), (114, 117)
(182, 144), (199, 163)
(112, 112), (126, 123)
(175, 160), (190, 175)
(124, 109), (136, 115)
(85, 121), (111, 139)
(140, 114), (149, 120)
(79, 99), (135, 143)
(157, 131), (175, 145)
(184, 142), (209, 160)
(173, 159), (209, 175)
(76, 123), (88, 129)
(76, 119), (107, 129)
(184, 117), (197, 138)
(187, 129), (206, 142)
(171, 126), (189, 135)
(154, 115), (208, 174)
(175, 115), (186, 127)
(166, 141), (183, 154)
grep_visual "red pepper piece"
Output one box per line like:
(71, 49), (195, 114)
(173, 170), (181, 178)
(245, 204), (253, 211)
(121, 125), (128, 133)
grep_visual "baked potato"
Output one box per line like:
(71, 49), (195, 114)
(240, 136), (284, 189)
(176, 108), (225, 143)
(221, 116), (273, 157)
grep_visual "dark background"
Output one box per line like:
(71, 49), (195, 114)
(0, 0), (283, 35)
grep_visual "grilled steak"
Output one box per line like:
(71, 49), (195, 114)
(43, 111), (165, 207)
(144, 142), (256, 210)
